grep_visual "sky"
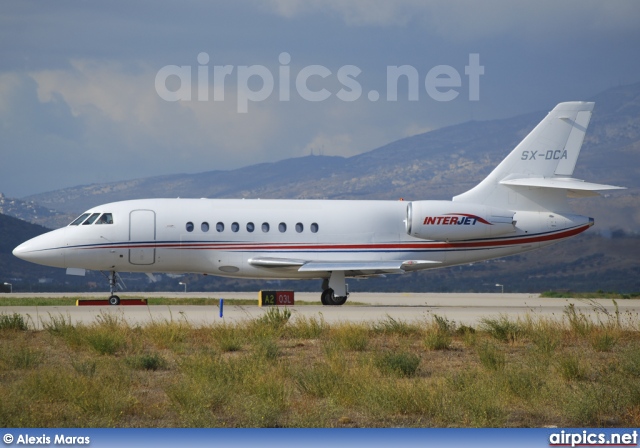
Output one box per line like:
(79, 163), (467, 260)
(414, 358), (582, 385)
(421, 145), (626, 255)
(1, 0), (640, 198)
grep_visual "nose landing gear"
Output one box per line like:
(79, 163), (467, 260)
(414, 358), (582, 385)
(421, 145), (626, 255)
(103, 270), (121, 306)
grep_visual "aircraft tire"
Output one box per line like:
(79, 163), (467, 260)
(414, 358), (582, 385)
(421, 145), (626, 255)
(331, 295), (348, 306)
(321, 289), (347, 306)
(108, 295), (121, 306)
(321, 288), (334, 306)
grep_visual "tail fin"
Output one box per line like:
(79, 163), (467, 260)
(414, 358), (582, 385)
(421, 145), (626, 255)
(453, 102), (624, 212)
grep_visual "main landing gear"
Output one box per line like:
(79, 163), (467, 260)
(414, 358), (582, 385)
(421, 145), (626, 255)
(320, 272), (349, 306)
(321, 288), (348, 306)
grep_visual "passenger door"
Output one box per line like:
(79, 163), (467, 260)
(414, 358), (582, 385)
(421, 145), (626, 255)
(129, 210), (156, 265)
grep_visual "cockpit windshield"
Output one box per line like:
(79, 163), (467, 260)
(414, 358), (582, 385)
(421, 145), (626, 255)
(69, 213), (91, 226)
(82, 213), (101, 225)
(95, 213), (113, 224)
(68, 212), (114, 226)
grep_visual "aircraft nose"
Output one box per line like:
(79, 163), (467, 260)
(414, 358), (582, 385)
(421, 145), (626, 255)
(13, 229), (67, 268)
(12, 241), (29, 259)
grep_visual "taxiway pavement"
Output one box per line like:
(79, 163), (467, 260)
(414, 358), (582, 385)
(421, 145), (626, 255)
(2, 292), (638, 329)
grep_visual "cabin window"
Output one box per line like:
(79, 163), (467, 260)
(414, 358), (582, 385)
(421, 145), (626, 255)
(262, 222), (270, 233)
(246, 222), (255, 233)
(231, 222), (239, 232)
(279, 222), (287, 233)
(201, 222), (209, 232)
(83, 213), (101, 225)
(310, 223), (319, 233)
(95, 213), (113, 225)
(216, 222), (224, 232)
(69, 213), (91, 226)
(295, 222), (303, 233)
(186, 222), (194, 232)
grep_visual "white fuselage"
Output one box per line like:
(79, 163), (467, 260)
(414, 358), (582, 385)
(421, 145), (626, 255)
(13, 198), (592, 279)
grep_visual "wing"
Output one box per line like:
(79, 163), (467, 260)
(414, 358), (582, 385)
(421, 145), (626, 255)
(248, 257), (439, 277)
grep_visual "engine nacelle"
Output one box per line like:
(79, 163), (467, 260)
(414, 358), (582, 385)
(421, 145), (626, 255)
(406, 200), (516, 241)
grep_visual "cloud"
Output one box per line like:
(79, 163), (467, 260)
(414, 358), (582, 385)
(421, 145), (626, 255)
(263, 0), (640, 40)
(2, 1), (639, 198)
(263, 0), (417, 26)
(3, 58), (421, 196)
(28, 59), (280, 163)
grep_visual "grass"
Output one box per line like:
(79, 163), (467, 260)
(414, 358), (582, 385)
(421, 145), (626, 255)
(1, 307), (640, 427)
(0, 313), (28, 330)
(480, 315), (523, 343)
(423, 315), (454, 351)
(541, 291), (640, 300)
(375, 351), (421, 377)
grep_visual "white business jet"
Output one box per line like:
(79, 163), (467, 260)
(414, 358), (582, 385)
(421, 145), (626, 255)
(13, 102), (624, 305)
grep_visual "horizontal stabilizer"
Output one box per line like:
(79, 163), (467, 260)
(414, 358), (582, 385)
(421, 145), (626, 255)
(451, 101), (627, 210)
(500, 177), (626, 197)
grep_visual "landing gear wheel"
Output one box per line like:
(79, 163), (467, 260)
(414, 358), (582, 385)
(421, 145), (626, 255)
(105, 271), (121, 305)
(321, 289), (347, 306)
(321, 288), (334, 306)
(331, 295), (348, 306)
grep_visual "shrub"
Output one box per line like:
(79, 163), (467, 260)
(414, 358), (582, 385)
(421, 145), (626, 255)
(212, 324), (244, 352)
(71, 360), (97, 377)
(3, 346), (43, 369)
(287, 315), (327, 339)
(530, 330), (561, 356)
(424, 329), (451, 351)
(127, 352), (168, 371)
(477, 341), (505, 371)
(254, 338), (280, 361)
(480, 315), (523, 343)
(375, 351), (420, 377)
(371, 316), (420, 336)
(433, 314), (456, 334)
(326, 324), (369, 352)
(557, 354), (587, 381)
(294, 362), (337, 398)
(0, 313), (28, 331)
(564, 303), (593, 336)
(86, 330), (126, 355)
(255, 307), (291, 330)
(424, 315), (455, 350)
(590, 330), (619, 352)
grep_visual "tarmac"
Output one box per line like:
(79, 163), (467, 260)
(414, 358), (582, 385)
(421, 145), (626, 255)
(2, 292), (639, 329)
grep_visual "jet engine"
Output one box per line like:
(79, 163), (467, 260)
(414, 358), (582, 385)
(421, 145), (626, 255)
(406, 201), (516, 241)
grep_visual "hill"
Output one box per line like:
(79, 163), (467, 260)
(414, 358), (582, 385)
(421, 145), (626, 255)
(0, 213), (108, 292)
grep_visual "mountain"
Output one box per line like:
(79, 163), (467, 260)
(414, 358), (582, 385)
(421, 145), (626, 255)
(0, 194), (69, 229)
(0, 213), (117, 292)
(22, 82), (639, 233)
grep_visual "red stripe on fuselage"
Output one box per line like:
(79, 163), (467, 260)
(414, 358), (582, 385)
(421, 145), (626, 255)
(78, 224), (589, 252)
